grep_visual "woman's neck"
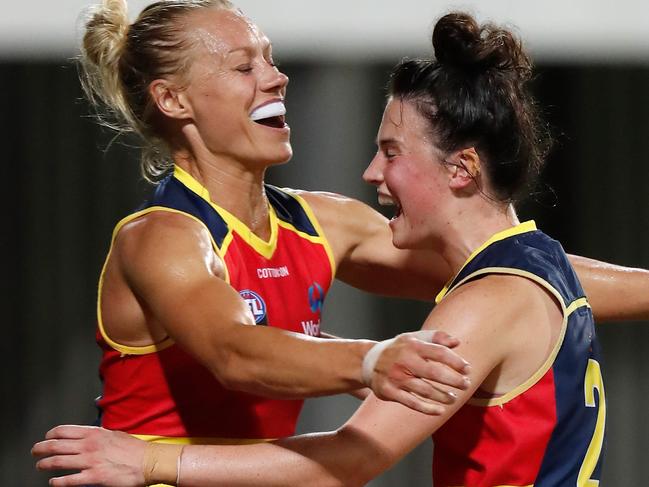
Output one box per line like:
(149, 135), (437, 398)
(173, 150), (271, 241)
(438, 203), (520, 276)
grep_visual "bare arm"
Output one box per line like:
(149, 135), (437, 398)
(302, 191), (649, 320)
(320, 331), (371, 401)
(569, 254), (649, 322)
(35, 276), (535, 486)
(109, 212), (468, 405)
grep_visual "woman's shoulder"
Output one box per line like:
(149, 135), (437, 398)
(111, 209), (216, 274)
(433, 273), (559, 334)
(116, 208), (209, 243)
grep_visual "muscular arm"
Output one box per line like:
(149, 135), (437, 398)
(117, 213), (369, 398)
(110, 212), (467, 403)
(302, 191), (649, 320)
(569, 254), (649, 322)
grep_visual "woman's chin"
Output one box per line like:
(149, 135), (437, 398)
(390, 231), (410, 250)
(390, 226), (430, 250)
(265, 145), (293, 166)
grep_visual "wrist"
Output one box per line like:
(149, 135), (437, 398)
(143, 443), (184, 486)
(361, 338), (394, 386)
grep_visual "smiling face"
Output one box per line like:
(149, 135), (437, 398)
(363, 97), (454, 249)
(174, 8), (291, 167)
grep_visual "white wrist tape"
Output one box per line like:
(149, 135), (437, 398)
(361, 330), (436, 386)
(362, 338), (394, 386)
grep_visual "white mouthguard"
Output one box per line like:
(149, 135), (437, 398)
(250, 101), (286, 121)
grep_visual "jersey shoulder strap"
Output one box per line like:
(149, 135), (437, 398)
(145, 175), (230, 249)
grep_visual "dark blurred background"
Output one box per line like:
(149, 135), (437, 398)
(2, 2), (649, 485)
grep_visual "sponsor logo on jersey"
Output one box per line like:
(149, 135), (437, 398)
(256, 266), (290, 279)
(239, 289), (267, 324)
(301, 319), (320, 336)
(308, 282), (324, 313)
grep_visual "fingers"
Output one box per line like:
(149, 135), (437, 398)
(401, 377), (457, 405)
(408, 353), (471, 391)
(408, 334), (471, 376)
(33, 444), (95, 487)
(410, 330), (460, 348)
(32, 439), (85, 458)
(36, 453), (90, 472)
(45, 425), (98, 440)
(380, 385), (445, 415)
(49, 472), (94, 487)
(375, 376), (458, 414)
(368, 330), (473, 414)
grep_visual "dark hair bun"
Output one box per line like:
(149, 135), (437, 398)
(432, 12), (531, 78)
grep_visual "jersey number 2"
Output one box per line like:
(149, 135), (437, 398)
(577, 358), (606, 487)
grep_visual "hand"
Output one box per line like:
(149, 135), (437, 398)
(365, 330), (471, 415)
(32, 425), (147, 486)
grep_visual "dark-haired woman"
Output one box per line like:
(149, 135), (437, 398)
(33, 11), (612, 486)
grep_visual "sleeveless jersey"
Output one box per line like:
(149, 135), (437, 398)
(432, 221), (605, 487)
(96, 165), (335, 443)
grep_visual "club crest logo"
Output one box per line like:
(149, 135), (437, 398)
(308, 282), (324, 314)
(239, 289), (267, 324)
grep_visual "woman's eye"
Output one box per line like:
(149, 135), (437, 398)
(236, 65), (253, 73)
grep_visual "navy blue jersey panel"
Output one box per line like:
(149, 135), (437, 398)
(144, 175), (230, 248)
(265, 185), (318, 237)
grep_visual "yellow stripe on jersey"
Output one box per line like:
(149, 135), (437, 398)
(276, 188), (337, 285)
(174, 165), (280, 259)
(454, 267), (591, 408)
(97, 206), (227, 356)
(457, 267), (567, 407)
(567, 297), (591, 314)
(436, 221), (537, 303)
(174, 166), (336, 274)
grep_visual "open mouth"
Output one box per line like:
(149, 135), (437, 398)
(255, 115), (286, 128)
(250, 101), (287, 129)
(378, 193), (402, 220)
(392, 204), (402, 220)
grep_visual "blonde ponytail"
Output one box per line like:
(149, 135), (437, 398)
(80, 0), (134, 132)
(78, 0), (234, 182)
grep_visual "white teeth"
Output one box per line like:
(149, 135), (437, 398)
(378, 194), (395, 206)
(250, 101), (286, 121)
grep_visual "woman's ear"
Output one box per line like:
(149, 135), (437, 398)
(149, 79), (193, 120)
(448, 147), (481, 190)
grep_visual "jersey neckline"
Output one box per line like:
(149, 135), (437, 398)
(435, 220), (537, 303)
(173, 165), (279, 259)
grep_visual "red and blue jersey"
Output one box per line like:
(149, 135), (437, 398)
(433, 221), (605, 487)
(96, 166), (334, 443)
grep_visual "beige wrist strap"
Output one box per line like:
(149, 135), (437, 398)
(143, 443), (184, 486)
